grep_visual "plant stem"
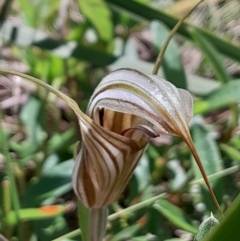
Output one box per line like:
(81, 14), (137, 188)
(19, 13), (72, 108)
(78, 201), (108, 241)
(0, 122), (23, 240)
(2, 180), (11, 216)
(191, 165), (240, 185)
(152, 0), (204, 75)
(2, 179), (13, 238)
(184, 134), (224, 217)
(0, 69), (83, 120)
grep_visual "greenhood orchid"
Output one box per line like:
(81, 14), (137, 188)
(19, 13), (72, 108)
(72, 68), (193, 208)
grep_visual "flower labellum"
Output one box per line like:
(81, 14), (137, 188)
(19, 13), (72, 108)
(72, 68), (193, 208)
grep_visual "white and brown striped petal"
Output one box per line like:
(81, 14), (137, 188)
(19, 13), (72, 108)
(88, 69), (192, 140)
(72, 68), (193, 208)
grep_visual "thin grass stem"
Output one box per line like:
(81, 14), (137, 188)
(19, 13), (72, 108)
(152, 0), (204, 75)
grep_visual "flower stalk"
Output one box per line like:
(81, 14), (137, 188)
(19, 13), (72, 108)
(78, 202), (108, 241)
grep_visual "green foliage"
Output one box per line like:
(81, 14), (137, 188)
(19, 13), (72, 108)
(154, 199), (197, 233)
(204, 193), (240, 241)
(194, 214), (219, 241)
(77, 0), (113, 43)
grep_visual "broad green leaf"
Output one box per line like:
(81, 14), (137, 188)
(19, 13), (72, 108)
(153, 199), (197, 233)
(134, 154), (151, 193)
(151, 21), (187, 89)
(167, 159), (187, 190)
(191, 29), (231, 83)
(41, 154), (59, 174)
(5, 205), (64, 225)
(106, 0), (240, 62)
(20, 96), (46, 149)
(22, 160), (73, 206)
(203, 193), (240, 241)
(34, 215), (70, 241)
(17, 0), (58, 27)
(187, 74), (219, 95)
(191, 118), (223, 213)
(194, 214), (219, 241)
(146, 206), (168, 239)
(194, 80), (240, 114)
(191, 119), (223, 183)
(78, 0), (113, 42)
(47, 128), (75, 154)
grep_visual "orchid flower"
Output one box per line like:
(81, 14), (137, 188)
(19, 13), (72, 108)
(72, 68), (193, 208)
(0, 68), (222, 241)
(71, 68), (222, 241)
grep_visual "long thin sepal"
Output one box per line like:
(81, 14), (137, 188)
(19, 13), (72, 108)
(0, 68), (86, 121)
(183, 132), (224, 217)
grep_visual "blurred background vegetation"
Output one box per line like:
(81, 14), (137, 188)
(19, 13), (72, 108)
(0, 0), (240, 240)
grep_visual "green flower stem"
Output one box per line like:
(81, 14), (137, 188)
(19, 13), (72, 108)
(0, 125), (23, 241)
(152, 0), (203, 75)
(2, 179), (13, 238)
(78, 202), (108, 241)
(13, 163), (25, 195)
(191, 165), (240, 185)
(2, 180), (11, 216)
(52, 164), (240, 241)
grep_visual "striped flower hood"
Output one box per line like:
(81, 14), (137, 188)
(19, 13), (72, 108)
(72, 68), (193, 208)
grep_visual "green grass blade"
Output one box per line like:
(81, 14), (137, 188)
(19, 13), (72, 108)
(106, 0), (240, 62)
(0, 128), (23, 240)
(194, 214), (219, 241)
(190, 29), (231, 83)
(78, 0), (113, 42)
(151, 21), (187, 89)
(220, 144), (240, 163)
(153, 199), (197, 233)
(194, 80), (240, 114)
(5, 206), (65, 225)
